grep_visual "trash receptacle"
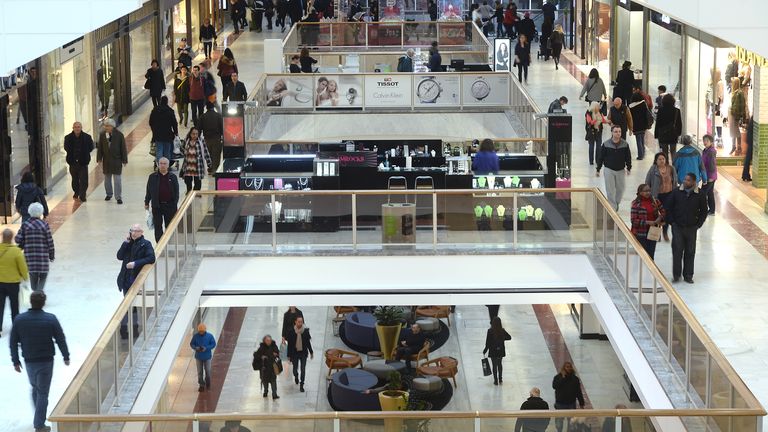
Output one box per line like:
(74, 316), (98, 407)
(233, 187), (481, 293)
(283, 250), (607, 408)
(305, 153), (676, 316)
(382, 203), (416, 244)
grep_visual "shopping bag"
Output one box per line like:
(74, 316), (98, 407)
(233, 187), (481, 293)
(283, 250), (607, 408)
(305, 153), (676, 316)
(146, 209), (154, 231)
(172, 136), (183, 159)
(18, 280), (32, 309)
(647, 225), (662, 242)
(279, 341), (288, 361)
(481, 357), (492, 377)
(149, 141), (157, 157)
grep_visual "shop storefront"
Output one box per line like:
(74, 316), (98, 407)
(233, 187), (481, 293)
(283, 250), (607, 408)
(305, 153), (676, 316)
(611, 0), (642, 79)
(573, 0), (610, 76)
(165, 0), (221, 71)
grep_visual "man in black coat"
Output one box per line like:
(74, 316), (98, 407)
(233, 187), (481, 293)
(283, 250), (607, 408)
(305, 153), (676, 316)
(116, 224), (156, 338)
(148, 96), (179, 164)
(285, 316), (313, 392)
(395, 323), (427, 371)
(200, 103), (224, 173)
(514, 387), (550, 432)
(223, 72), (248, 102)
(144, 60), (166, 107)
(63, 121), (94, 201)
(665, 173), (708, 284)
(144, 158), (180, 242)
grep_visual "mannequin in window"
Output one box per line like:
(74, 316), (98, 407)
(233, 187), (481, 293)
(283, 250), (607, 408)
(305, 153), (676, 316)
(739, 63), (752, 102)
(708, 68), (724, 144)
(728, 77), (747, 156)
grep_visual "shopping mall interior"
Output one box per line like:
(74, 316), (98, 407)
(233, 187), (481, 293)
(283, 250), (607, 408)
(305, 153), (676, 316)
(1, 1), (768, 432)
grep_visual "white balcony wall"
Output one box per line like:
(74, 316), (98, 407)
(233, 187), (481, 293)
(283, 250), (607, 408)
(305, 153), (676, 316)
(0, 0), (143, 72)
(635, 0), (768, 58)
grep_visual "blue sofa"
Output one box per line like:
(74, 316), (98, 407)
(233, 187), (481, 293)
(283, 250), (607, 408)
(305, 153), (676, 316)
(330, 369), (381, 411)
(345, 312), (380, 350)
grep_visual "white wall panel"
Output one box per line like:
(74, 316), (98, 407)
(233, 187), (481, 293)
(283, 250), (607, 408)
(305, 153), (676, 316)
(0, 0), (143, 72)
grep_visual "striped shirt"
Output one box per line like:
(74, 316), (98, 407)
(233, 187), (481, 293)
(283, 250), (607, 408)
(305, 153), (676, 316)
(14, 218), (55, 273)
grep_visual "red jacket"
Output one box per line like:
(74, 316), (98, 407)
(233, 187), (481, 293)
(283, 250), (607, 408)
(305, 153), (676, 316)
(503, 9), (516, 25)
(189, 75), (205, 101)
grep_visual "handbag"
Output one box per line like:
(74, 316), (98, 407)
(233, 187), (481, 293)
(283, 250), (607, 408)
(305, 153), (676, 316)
(481, 357), (492, 377)
(647, 225), (662, 242)
(143, 79), (151, 90)
(272, 356), (284, 375)
(19, 279), (32, 309)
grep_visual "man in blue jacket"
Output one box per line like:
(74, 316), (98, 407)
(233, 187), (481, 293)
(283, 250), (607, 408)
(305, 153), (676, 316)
(673, 135), (707, 185)
(190, 323), (217, 391)
(116, 224), (156, 339)
(10, 291), (70, 432)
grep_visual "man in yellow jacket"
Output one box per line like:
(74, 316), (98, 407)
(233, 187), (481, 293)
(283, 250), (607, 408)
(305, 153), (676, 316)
(0, 228), (29, 337)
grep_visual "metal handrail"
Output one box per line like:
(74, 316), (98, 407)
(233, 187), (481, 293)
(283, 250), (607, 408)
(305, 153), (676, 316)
(49, 188), (765, 422)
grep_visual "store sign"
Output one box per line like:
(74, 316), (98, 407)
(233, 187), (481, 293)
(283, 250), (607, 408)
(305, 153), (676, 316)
(338, 151), (377, 167)
(461, 74), (510, 106)
(737, 46), (768, 67)
(363, 75), (412, 107)
(60, 37), (83, 64)
(413, 74), (460, 106)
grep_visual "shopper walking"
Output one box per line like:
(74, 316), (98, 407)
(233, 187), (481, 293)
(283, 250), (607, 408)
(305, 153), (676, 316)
(116, 224), (156, 338)
(517, 12), (535, 43)
(180, 127), (213, 193)
(664, 173), (708, 284)
(250, 0), (265, 31)
(728, 77), (747, 156)
(742, 116), (754, 181)
(630, 184), (664, 260)
(223, 72), (248, 102)
(199, 18), (217, 59)
(231, 0), (246, 34)
(14, 203), (54, 291)
(177, 39), (193, 69)
(628, 92), (651, 160)
(286, 316), (313, 392)
(607, 97), (632, 140)
(540, 18), (553, 61)
(549, 24), (564, 69)
(299, 48), (318, 73)
(97, 119), (128, 204)
(15, 172), (48, 223)
(144, 158), (180, 242)
(514, 387), (550, 432)
(596, 125), (632, 211)
(579, 68), (607, 107)
(253, 335), (281, 399)
(173, 66), (190, 128)
(428, 41), (443, 73)
(217, 48), (239, 90)
(482, 316), (511, 385)
(144, 60), (166, 107)
(190, 323), (217, 391)
(552, 362), (585, 432)
(10, 291), (69, 432)
(200, 103), (224, 173)
(614, 60), (634, 105)
(276, 0), (288, 31)
(502, 4), (516, 39)
(701, 134), (718, 215)
(189, 66), (206, 128)
(654, 93), (682, 162)
(149, 96), (179, 165)
(63, 122), (94, 202)
(281, 306), (304, 343)
(673, 135), (707, 185)
(514, 34), (531, 84)
(645, 152), (677, 242)
(585, 101), (607, 165)
(494, 1), (504, 37)
(0, 228), (28, 337)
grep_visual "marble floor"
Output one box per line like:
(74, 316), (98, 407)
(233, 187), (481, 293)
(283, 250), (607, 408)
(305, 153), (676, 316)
(1, 24), (768, 432)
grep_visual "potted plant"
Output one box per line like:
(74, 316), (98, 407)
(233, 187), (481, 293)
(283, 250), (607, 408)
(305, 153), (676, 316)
(373, 306), (404, 360)
(379, 371), (409, 412)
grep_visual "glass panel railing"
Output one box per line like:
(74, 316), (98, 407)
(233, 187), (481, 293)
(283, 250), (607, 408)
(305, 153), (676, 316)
(276, 192), (353, 248)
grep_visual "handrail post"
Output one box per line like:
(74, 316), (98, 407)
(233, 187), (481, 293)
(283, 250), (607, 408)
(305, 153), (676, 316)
(651, 278), (657, 335)
(190, 194), (197, 249)
(142, 278), (147, 338)
(513, 194), (518, 248)
(352, 194), (357, 249)
(667, 304), (674, 361)
(333, 417), (340, 432)
(113, 331), (120, 406)
(271, 194), (277, 251)
(432, 192), (437, 247)
(637, 255), (643, 311)
(128, 307), (134, 367)
(685, 323), (692, 402)
(193, 419), (200, 432)
(614, 417), (622, 432)
(96, 357), (102, 414)
(183, 211), (188, 260)
(624, 239), (630, 293)
(705, 352), (712, 407)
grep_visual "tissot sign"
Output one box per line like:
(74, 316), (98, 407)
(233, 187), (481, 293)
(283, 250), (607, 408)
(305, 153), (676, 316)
(364, 75), (412, 107)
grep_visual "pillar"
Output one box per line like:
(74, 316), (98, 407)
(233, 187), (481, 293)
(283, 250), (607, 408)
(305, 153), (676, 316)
(751, 65), (768, 212)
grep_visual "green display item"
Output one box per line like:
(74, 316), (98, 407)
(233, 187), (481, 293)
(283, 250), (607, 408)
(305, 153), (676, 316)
(483, 205), (493, 218)
(518, 208), (527, 221)
(524, 205), (534, 217)
(512, 176), (521, 186)
(477, 176), (487, 188)
(496, 205), (506, 218)
(534, 208), (544, 221)
(474, 205), (483, 218)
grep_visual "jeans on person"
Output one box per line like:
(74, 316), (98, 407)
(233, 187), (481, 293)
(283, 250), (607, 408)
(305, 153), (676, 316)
(203, 42), (213, 58)
(184, 176), (202, 193)
(602, 167), (626, 211)
(177, 102), (189, 127)
(152, 202), (178, 242)
(657, 191), (671, 237)
(554, 401), (577, 432)
(0, 282), (20, 331)
(191, 99), (205, 127)
(517, 64), (528, 82)
(588, 134), (601, 165)
(25, 360), (54, 429)
(291, 353), (308, 384)
(29, 272), (48, 292)
(69, 164), (89, 200)
(396, 346), (418, 369)
(671, 224), (698, 280)
(703, 180), (716, 213)
(503, 24), (514, 38)
(155, 141), (173, 163)
(196, 359), (212, 387)
(635, 131), (646, 159)
(119, 287), (139, 336)
(496, 21), (504, 37)
(104, 173), (122, 200)
(660, 141), (677, 163)
(490, 356), (503, 381)
(637, 236), (657, 260)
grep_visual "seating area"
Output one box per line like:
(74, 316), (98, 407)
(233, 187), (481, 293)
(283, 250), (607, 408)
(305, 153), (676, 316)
(417, 357), (459, 388)
(325, 348), (363, 377)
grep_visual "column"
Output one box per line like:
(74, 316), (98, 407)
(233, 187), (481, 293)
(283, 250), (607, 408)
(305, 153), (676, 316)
(750, 65), (768, 213)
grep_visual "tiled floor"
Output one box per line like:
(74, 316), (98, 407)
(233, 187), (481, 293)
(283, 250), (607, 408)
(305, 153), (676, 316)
(0, 25), (768, 432)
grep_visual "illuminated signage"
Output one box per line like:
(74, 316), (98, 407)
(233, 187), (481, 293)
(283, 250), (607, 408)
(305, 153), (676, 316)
(737, 46), (768, 67)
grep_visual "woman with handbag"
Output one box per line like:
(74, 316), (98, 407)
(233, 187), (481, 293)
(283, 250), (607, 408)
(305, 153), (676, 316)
(585, 101), (607, 166)
(630, 184), (665, 260)
(482, 316), (511, 385)
(252, 335), (281, 399)
(644, 152), (677, 241)
(579, 68), (607, 108)
(180, 127), (213, 193)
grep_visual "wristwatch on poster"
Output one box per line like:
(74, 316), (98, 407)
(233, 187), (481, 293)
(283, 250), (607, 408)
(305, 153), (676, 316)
(470, 77), (491, 101)
(417, 77), (443, 103)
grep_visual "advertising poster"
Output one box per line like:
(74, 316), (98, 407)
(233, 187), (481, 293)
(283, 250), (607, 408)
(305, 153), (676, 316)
(314, 75), (363, 108)
(223, 116), (245, 147)
(438, 0), (463, 20)
(413, 74), (460, 106)
(461, 73), (510, 106)
(494, 38), (511, 72)
(265, 76), (314, 108)
(363, 75), (412, 107)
